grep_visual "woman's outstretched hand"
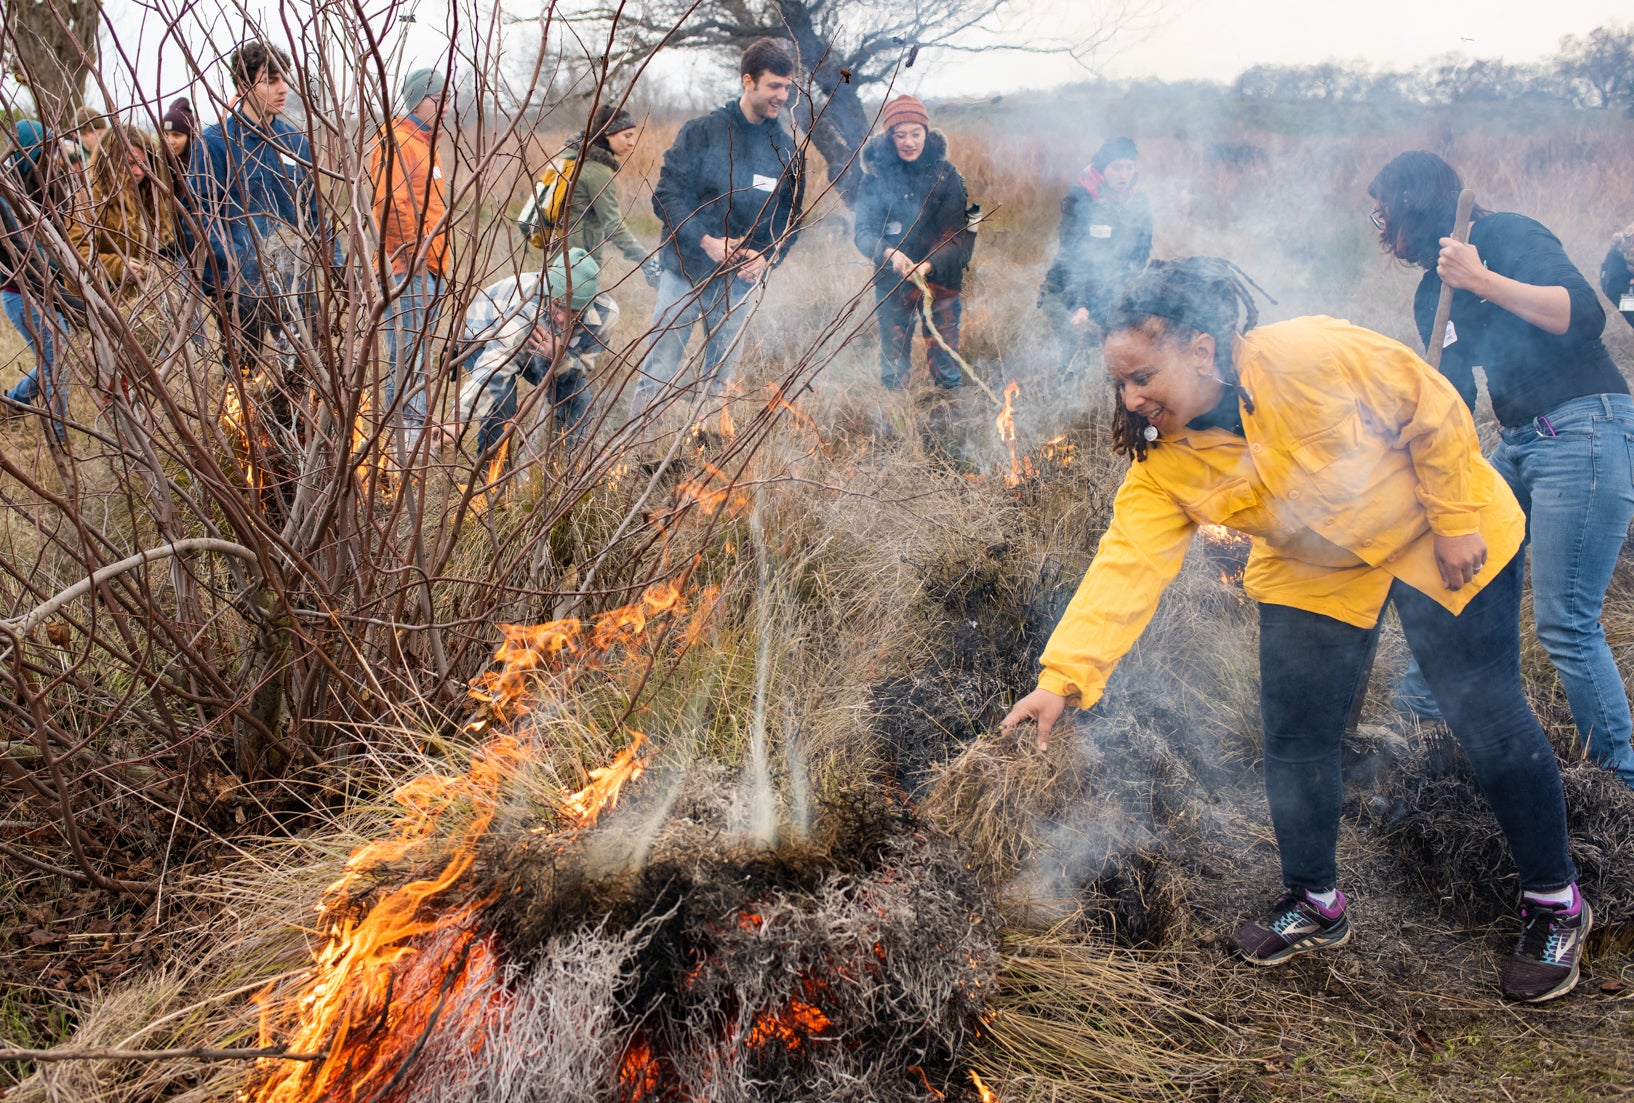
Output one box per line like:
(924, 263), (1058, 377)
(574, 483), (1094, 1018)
(1433, 532), (1488, 591)
(1000, 688), (1068, 750)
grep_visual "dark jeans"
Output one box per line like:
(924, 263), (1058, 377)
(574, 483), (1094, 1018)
(874, 278), (962, 389)
(1259, 553), (1575, 894)
(476, 353), (591, 454)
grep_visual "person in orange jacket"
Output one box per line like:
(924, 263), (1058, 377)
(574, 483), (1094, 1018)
(371, 66), (451, 449)
(1002, 257), (1587, 1004)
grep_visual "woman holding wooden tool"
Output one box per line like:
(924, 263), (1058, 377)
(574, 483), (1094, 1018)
(1369, 151), (1634, 790)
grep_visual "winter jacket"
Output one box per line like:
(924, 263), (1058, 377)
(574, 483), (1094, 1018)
(67, 170), (178, 290)
(0, 185), (61, 298)
(1036, 316), (1524, 708)
(558, 141), (646, 268)
(369, 114), (448, 278)
(1040, 171), (1151, 318)
(653, 101), (804, 284)
(190, 111), (342, 297)
(1412, 212), (1626, 426)
(851, 130), (974, 292)
(0, 159), (85, 318)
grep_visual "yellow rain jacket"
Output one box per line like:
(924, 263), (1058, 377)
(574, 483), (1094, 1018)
(1037, 315), (1525, 707)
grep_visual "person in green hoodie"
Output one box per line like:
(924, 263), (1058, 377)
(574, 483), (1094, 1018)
(558, 105), (657, 280)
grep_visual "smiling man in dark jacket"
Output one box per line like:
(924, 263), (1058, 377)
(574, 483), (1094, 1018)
(633, 38), (806, 418)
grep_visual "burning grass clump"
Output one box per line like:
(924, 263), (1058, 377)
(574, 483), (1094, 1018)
(1389, 756), (1634, 931)
(241, 763), (998, 1103)
(459, 778), (997, 1103)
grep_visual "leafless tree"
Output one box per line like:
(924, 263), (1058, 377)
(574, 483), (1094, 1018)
(1555, 24), (1634, 110)
(605, 0), (1163, 199)
(1, 0), (102, 125)
(0, 0), (854, 895)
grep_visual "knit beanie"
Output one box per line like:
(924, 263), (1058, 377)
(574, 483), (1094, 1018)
(161, 97), (197, 138)
(544, 247), (601, 310)
(602, 109), (636, 136)
(400, 68), (449, 113)
(881, 95), (930, 134)
(1091, 136), (1139, 171)
(9, 120), (51, 164)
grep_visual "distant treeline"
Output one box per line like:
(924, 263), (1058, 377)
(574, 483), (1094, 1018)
(1230, 24), (1634, 111)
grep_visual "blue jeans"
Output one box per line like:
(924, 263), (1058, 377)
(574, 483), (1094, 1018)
(475, 353), (592, 454)
(1260, 553), (1576, 894)
(2, 290), (70, 442)
(383, 273), (443, 440)
(631, 268), (762, 417)
(1490, 393), (1634, 787)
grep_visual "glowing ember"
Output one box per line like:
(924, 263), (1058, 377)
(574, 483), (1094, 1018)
(561, 733), (649, 827)
(745, 998), (832, 1052)
(995, 380), (1021, 487)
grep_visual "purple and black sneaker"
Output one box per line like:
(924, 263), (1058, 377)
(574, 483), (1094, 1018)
(1235, 889), (1351, 966)
(1501, 886), (1592, 1003)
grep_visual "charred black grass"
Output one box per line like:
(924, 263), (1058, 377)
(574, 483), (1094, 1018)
(1389, 754), (1634, 936)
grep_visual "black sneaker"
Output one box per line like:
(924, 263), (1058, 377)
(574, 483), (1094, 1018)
(1500, 888), (1592, 1003)
(1235, 889), (1351, 966)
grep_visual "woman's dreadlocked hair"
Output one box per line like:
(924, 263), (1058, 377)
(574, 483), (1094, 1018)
(1107, 257), (1268, 461)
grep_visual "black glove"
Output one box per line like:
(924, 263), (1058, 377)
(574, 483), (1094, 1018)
(640, 256), (663, 288)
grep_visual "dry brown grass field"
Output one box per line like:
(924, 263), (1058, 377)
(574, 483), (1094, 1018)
(4, 90), (1634, 1102)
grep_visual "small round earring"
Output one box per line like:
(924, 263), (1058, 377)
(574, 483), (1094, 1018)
(1142, 425), (1159, 442)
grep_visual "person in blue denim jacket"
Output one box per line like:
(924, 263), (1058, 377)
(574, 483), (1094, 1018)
(1370, 151), (1634, 788)
(191, 42), (342, 388)
(443, 248), (613, 457)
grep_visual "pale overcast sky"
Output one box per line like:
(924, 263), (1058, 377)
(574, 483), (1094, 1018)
(72, 0), (1634, 114)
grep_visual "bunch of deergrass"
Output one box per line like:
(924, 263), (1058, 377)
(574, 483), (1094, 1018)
(1389, 755), (1634, 930)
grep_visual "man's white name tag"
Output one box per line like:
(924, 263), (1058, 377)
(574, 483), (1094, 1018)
(1089, 224), (1112, 238)
(279, 153), (298, 169)
(1621, 293), (1634, 312)
(884, 221), (902, 236)
(751, 174), (777, 192)
(1443, 320), (1458, 348)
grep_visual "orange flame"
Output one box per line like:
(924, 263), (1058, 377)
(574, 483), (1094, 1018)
(562, 733), (649, 827)
(247, 738), (526, 1103)
(765, 384), (827, 452)
(970, 1069), (1000, 1102)
(466, 579), (694, 726)
(995, 380), (1022, 487)
(676, 461), (748, 518)
(221, 376), (268, 494)
(720, 404), (736, 440)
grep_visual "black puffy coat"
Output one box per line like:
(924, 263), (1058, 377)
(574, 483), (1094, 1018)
(852, 130), (974, 292)
(1041, 176), (1151, 317)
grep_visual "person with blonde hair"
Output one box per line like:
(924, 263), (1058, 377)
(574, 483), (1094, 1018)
(68, 123), (177, 292)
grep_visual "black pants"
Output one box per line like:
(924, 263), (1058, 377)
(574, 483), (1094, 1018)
(874, 278), (962, 389)
(1258, 553), (1575, 894)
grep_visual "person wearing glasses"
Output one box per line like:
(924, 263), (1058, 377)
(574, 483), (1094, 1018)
(1368, 151), (1634, 790)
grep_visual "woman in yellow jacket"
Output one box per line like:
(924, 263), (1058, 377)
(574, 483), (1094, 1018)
(1003, 258), (1585, 1003)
